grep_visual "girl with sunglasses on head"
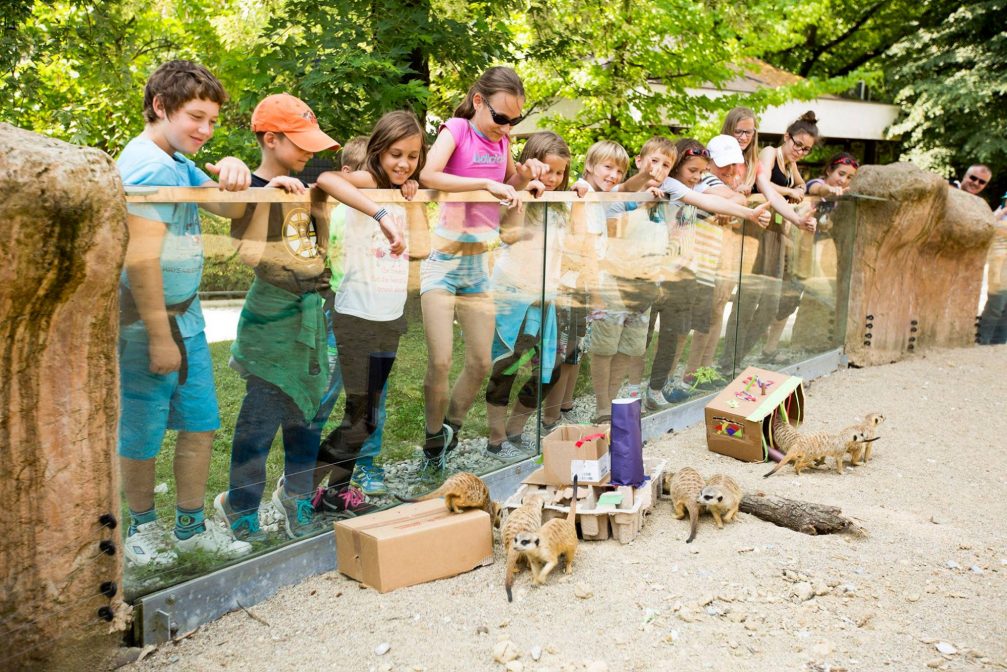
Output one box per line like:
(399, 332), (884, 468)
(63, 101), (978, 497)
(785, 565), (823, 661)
(806, 152), (859, 197)
(721, 107), (759, 196)
(760, 151), (863, 360)
(417, 66), (547, 473)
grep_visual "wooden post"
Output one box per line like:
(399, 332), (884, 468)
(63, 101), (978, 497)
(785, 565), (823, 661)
(0, 123), (128, 670)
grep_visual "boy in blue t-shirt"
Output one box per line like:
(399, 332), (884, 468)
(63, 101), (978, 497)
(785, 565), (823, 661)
(118, 60), (253, 567)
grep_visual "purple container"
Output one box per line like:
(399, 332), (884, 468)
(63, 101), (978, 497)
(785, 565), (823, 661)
(610, 397), (645, 487)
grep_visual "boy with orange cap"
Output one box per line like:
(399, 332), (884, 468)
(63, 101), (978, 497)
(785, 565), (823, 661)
(213, 93), (346, 541)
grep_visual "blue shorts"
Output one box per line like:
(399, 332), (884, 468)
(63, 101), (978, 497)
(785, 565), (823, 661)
(118, 332), (221, 460)
(420, 249), (490, 295)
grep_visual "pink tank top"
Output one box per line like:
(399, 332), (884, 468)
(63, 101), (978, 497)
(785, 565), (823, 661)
(436, 117), (509, 242)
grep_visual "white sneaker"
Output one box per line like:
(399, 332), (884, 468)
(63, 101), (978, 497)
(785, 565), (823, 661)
(175, 521), (252, 559)
(646, 386), (670, 410)
(124, 521), (177, 567)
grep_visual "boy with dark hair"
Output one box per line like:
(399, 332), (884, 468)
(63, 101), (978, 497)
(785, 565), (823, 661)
(213, 93), (342, 540)
(118, 60), (253, 567)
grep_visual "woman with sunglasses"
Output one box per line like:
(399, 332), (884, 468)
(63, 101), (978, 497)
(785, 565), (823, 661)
(417, 66), (546, 472)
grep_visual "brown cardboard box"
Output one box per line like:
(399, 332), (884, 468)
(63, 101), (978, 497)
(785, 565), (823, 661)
(541, 424), (611, 486)
(334, 500), (493, 593)
(705, 366), (805, 462)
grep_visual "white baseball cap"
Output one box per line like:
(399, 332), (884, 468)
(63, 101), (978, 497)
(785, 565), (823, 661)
(706, 135), (745, 167)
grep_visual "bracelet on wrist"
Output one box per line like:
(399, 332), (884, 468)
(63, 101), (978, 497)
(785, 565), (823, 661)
(373, 208), (388, 223)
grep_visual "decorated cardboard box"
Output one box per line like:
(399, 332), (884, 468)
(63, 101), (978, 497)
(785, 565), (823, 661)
(334, 500), (493, 593)
(704, 366), (805, 462)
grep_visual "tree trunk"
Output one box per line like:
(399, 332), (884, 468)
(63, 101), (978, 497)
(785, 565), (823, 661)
(739, 493), (865, 536)
(0, 123), (128, 670)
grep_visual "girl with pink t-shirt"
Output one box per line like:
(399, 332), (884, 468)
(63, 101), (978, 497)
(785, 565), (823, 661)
(418, 66), (546, 471)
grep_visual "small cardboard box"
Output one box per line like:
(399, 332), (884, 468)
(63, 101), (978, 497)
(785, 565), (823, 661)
(541, 424), (611, 486)
(705, 366), (805, 462)
(334, 500), (493, 593)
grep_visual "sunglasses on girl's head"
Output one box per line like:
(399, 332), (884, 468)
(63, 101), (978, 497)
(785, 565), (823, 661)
(682, 147), (711, 159)
(483, 100), (526, 127)
(831, 156), (860, 169)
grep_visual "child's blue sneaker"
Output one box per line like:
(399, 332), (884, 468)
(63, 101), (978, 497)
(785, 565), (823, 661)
(271, 476), (324, 539)
(351, 463), (388, 496)
(213, 491), (266, 542)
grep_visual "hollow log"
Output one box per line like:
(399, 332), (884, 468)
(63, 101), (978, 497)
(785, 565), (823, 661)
(739, 493), (865, 536)
(0, 123), (128, 670)
(835, 163), (995, 366)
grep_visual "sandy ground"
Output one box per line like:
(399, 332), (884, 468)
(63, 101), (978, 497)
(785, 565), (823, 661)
(121, 346), (1007, 672)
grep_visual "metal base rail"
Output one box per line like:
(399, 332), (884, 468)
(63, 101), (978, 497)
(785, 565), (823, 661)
(134, 347), (845, 644)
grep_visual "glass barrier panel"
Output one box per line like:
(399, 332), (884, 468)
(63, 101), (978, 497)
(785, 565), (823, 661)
(119, 191), (557, 599)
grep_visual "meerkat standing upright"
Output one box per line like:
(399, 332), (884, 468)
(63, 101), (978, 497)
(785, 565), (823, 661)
(502, 493), (545, 602)
(519, 476), (580, 588)
(848, 412), (885, 464)
(396, 471), (501, 526)
(698, 474), (743, 529)
(670, 467), (705, 543)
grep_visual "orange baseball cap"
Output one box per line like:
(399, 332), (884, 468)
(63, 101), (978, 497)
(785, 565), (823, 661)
(251, 94), (340, 152)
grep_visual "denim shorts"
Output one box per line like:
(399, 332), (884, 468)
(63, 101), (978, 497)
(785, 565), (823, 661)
(420, 249), (490, 295)
(118, 331), (221, 460)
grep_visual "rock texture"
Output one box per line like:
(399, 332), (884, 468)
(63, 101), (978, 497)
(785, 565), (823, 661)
(836, 163), (995, 366)
(0, 123), (128, 670)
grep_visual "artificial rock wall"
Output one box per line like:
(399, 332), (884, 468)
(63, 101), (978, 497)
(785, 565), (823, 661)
(836, 162), (995, 366)
(0, 123), (128, 670)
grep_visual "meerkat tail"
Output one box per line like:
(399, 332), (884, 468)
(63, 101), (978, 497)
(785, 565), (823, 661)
(567, 475), (579, 523)
(504, 553), (517, 603)
(764, 452), (796, 478)
(686, 502), (699, 543)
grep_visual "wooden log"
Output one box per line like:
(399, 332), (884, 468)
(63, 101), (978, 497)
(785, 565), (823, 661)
(836, 163), (995, 366)
(739, 493), (865, 537)
(0, 123), (128, 670)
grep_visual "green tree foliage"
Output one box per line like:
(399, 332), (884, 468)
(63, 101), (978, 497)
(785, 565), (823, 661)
(887, 0), (1007, 175)
(512, 0), (863, 159)
(1, 0), (228, 155)
(236, 0), (516, 146)
(760, 0), (957, 80)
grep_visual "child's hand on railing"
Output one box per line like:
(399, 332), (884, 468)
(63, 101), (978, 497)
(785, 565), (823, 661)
(377, 212), (406, 256)
(749, 201), (772, 228)
(400, 179), (419, 201)
(264, 175), (307, 194)
(527, 179), (546, 199)
(646, 186), (666, 200)
(487, 181), (522, 210)
(571, 180), (590, 198)
(799, 213), (817, 232)
(205, 157), (252, 191)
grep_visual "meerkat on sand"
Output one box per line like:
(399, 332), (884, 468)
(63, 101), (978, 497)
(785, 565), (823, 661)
(520, 476), (580, 589)
(764, 427), (875, 477)
(670, 467), (706, 543)
(848, 412), (885, 464)
(502, 493), (545, 602)
(397, 471), (501, 525)
(699, 474), (743, 529)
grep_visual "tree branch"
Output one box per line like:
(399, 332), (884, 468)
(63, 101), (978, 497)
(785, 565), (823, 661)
(799, 0), (891, 76)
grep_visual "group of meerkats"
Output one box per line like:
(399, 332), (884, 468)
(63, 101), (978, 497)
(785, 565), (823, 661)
(401, 411), (885, 600)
